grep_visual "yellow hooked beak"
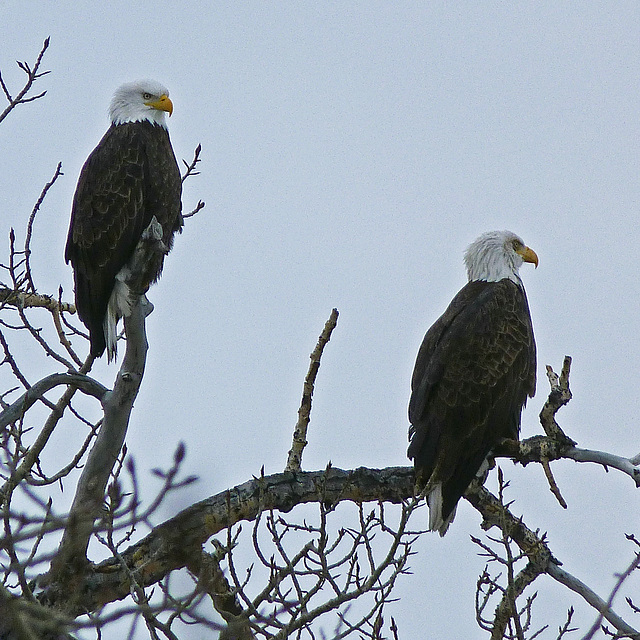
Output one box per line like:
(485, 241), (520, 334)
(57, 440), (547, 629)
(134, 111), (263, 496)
(517, 245), (539, 268)
(145, 94), (173, 116)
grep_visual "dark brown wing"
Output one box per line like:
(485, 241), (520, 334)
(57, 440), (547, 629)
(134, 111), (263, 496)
(408, 279), (536, 521)
(65, 121), (182, 357)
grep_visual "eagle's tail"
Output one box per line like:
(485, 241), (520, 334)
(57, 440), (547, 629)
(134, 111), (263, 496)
(426, 483), (456, 537)
(104, 277), (133, 362)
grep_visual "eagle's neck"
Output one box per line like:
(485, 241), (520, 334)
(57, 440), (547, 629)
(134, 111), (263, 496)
(109, 103), (168, 128)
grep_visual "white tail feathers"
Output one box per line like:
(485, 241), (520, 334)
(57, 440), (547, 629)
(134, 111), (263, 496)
(425, 462), (489, 536)
(426, 483), (456, 537)
(104, 276), (133, 362)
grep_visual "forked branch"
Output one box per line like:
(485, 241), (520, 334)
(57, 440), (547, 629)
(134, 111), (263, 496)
(0, 38), (51, 125)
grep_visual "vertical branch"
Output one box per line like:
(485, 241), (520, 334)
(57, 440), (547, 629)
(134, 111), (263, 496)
(285, 308), (339, 473)
(47, 219), (168, 580)
(48, 293), (151, 580)
(23, 162), (63, 293)
(539, 356), (574, 444)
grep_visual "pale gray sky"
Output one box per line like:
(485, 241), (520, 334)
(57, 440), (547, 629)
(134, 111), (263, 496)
(2, 2), (639, 637)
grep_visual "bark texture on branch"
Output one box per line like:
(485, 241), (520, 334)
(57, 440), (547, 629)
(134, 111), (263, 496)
(40, 466), (415, 615)
(285, 308), (339, 472)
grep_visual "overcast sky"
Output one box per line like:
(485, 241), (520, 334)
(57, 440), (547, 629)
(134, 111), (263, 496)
(2, 2), (639, 638)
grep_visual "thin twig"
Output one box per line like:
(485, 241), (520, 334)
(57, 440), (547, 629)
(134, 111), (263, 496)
(23, 163), (63, 293)
(0, 38), (51, 125)
(181, 144), (202, 183)
(181, 144), (206, 219)
(541, 458), (568, 509)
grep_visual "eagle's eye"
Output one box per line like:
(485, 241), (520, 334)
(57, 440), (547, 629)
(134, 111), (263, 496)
(142, 92), (153, 101)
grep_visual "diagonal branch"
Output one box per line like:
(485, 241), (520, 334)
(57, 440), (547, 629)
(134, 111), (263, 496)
(465, 482), (639, 639)
(548, 563), (640, 639)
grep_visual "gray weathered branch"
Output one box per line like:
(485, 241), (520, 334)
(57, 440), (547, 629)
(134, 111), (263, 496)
(36, 450), (640, 635)
(465, 482), (639, 638)
(39, 466), (415, 616)
(285, 308), (339, 472)
(564, 447), (640, 487)
(0, 373), (106, 431)
(0, 287), (75, 314)
(539, 356), (575, 444)
(46, 222), (164, 582)
(46, 293), (151, 582)
(548, 563), (640, 639)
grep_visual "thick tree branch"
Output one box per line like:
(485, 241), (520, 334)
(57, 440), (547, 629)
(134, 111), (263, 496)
(187, 548), (255, 640)
(38, 466), (415, 616)
(46, 294), (151, 582)
(34, 347), (640, 631)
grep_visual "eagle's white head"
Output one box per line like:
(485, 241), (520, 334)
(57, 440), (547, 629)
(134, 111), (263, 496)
(464, 230), (538, 284)
(109, 80), (173, 127)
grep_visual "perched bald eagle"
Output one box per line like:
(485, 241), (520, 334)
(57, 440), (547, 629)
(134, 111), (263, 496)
(408, 230), (538, 535)
(65, 80), (183, 361)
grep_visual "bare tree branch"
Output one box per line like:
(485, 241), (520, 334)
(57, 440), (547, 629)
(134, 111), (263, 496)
(0, 38), (50, 125)
(0, 372), (106, 431)
(47, 221), (166, 581)
(286, 308), (339, 472)
(23, 162), (63, 293)
(465, 482), (640, 639)
(46, 293), (151, 581)
(539, 356), (575, 445)
(548, 562), (640, 639)
(0, 288), (75, 314)
(181, 144), (206, 219)
(38, 466), (415, 616)
(564, 447), (640, 487)
(181, 143), (202, 182)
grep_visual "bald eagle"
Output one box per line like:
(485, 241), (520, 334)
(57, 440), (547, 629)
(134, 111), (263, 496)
(65, 80), (183, 361)
(408, 230), (538, 535)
